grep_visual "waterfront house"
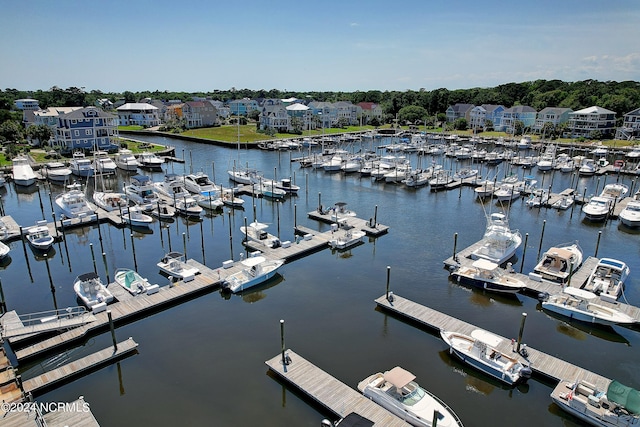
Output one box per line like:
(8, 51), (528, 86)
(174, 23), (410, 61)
(446, 103), (474, 123)
(208, 100), (230, 119)
(469, 104), (505, 132)
(617, 107), (640, 140)
(533, 107), (573, 135)
(182, 101), (218, 128)
(285, 103), (313, 131)
(334, 101), (359, 126)
(308, 102), (337, 129)
(227, 99), (259, 116)
(54, 106), (118, 152)
(259, 99), (291, 132)
(567, 106), (616, 138)
(500, 105), (537, 133)
(14, 98), (40, 111)
(357, 102), (384, 125)
(116, 103), (161, 127)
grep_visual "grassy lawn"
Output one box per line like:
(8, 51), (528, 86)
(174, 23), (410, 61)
(118, 125), (144, 131)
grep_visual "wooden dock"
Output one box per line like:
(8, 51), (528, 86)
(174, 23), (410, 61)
(9, 259), (233, 361)
(374, 294), (609, 385)
(306, 210), (389, 236)
(22, 337), (138, 395)
(2, 397), (100, 427)
(265, 350), (410, 426)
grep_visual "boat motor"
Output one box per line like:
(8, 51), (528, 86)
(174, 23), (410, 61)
(537, 292), (550, 302)
(520, 365), (533, 380)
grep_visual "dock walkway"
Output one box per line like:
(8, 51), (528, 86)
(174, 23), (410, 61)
(374, 294), (609, 386)
(265, 350), (410, 426)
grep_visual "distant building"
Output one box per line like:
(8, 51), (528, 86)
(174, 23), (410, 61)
(54, 107), (118, 152)
(208, 100), (230, 119)
(31, 106), (83, 129)
(469, 104), (505, 131)
(260, 99), (291, 132)
(567, 106), (616, 138)
(307, 102), (336, 129)
(227, 99), (259, 116)
(357, 102), (384, 125)
(445, 103), (474, 123)
(500, 105), (537, 133)
(532, 107), (573, 134)
(182, 101), (217, 128)
(14, 98), (40, 111)
(116, 103), (161, 127)
(617, 107), (640, 140)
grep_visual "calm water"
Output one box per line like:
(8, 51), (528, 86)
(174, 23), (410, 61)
(4, 135), (640, 426)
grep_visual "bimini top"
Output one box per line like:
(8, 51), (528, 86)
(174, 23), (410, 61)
(471, 259), (499, 272)
(383, 366), (416, 389)
(607, 380), (640, 414)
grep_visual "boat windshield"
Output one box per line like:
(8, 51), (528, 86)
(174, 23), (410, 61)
(398, 382), (425, 406)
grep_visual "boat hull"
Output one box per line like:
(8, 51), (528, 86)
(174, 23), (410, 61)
(453, 272), (523, 294)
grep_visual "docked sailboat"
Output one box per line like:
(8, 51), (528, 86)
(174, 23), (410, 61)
(358, 366), (464, 427)
(539, 287), (635, 326)
(471, 212), (522, 265)
(222, 255), (284, 293)
(531, 241), (583, 284)
(440, 329), (532, 385)
(12, 156), (36, 187)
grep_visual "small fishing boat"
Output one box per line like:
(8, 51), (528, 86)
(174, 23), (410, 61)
(73, 272), (114, 309)
(531, 242), (583, 284)
(240, 221), (281, 249)
(137, 151), (164, 170)
(357, 366), (464, 427)
(25, 220), (54, 251)
(539, 287), (635, 326)
(92, 151), (117, 175)
(149, 201), (175, 221)
(41, 161), (72, 183)
(471, 212), (522, 265)
(221, 189), (245, 208)
(55, 183), (96, 219)
(582, 258), (630, 303)
(451, 259), (526, 294)
(582, 196), (613, 222)
(440, 329), (532, 385)
(69, 151), (95, 177)
(114, 268), (159, 295)
(121, 205), (153, 228)
(222, 255), (284, 293)
(175, 196), (203, 218)
(328, 227), (366, 250)
(157, 252), (199, 281)
(124, 175), (159, 206)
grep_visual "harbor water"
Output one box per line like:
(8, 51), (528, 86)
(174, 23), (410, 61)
(4, 134), (640, 426)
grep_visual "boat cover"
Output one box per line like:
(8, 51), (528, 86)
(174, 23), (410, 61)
(383, 366), (416, 389)
(336, 413), (374, 427)
(607, 381), (640, 414)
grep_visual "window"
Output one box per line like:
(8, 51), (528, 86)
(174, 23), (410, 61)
(74, 130), (80, 136)
(71, 119), (77, 124)
(86, 129), (92, 135)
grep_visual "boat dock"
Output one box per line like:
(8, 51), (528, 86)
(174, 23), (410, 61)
(21, 337), (138, 395)
(265, 349), (410, 426)
(374, 293), (609, 386)
(2, 397), (100, 427)
(306, 210), (389, 236)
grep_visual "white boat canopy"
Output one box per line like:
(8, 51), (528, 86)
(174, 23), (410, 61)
(241, 255), (266, 267)
(383, 367), (416, 389)
(470, 329), (503, 347)
(471, 259), (499, 271)
(563, 287), (597, 300)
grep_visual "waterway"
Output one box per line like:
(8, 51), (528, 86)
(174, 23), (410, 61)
(4, 134), (640, 426)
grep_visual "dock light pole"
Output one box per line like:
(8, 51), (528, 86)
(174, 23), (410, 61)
(516, 312), (527, 353)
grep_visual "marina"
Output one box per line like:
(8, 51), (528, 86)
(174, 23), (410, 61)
(0, 133), (639, 425)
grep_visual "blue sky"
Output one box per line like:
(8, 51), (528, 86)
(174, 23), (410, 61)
(1, 0), (638, 93)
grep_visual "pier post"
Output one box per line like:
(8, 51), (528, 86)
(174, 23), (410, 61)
(36, 184), (44, 217)
(566, 263), (575, 288)
(294, 204), (297, 231)
(595, 177), (601, 196)
(51, 213), (58, 238)
(536, 220), (546, 262)
(318, 192), (322, 212)
(0, 195), (4, 216)
(385, 266), (393, 301)
(452, 233), (458, 260)
(90, 243), (97, 273)
(373, 205), (378, 227)
(97, 212), (105, 255)
(200, 219), (205, 264)
(595, 231), (602, 258)
(305, 173), (308, 196)
(182, 232), (187, 260)
(102, 252), (110, 283)
(108, 310), (118, 350)
(0, 278), (7, 314)
(519, 233), (529, 274)
(280, 319), (289, 366)
(167, 221), (172, 252)
(516, 312), (527, 353)
(48, 190), (54, 214)
(131, 233), (138, 271)
(228, 210), (233, 260)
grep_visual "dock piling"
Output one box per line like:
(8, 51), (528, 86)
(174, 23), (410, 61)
(386, 266), (393, 302)
(536, 220), (546, 262)
(90, 243), (97, 273)
(131, 233), (138, 271)
(595, 230), (602, 258)
(0, 278), (7, 314)
(516, 312), (527, 353)
(107, 310), (117, 350)
(280, 319), (289, 367)
(182, 232), (187, 260)
(102, 252), (110, 283)
(519, 233), (529, 274)
(452, 233), (458, 261)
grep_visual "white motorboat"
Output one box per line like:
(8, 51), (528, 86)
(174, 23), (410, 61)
(0, 240), (9, 260)
(471, 212), (522, 265)
(440, 329), (532, 385)
(93, 190), (128, 212)
(452, 168), (478, 181)
(525, 188), (549, 208)
(473, 180), (497, 199)
(174, 196), (203, 218)
(55, 183), (96, 219)
(240, 221), (281, 249)
(195, 193), (224, 210)
(121, 205), (154, 228)
(253, 180), (286, 199)
(493, 183), (521, 202)
(114, 268), (159, 295)
(322, 154), (345, 172)
(619, 200), (640, 228)
(40, 161), (72, 183)
(69, 151), (95, 177)
(228, 167), (259, 185)
(451, 259), (526, 294)
(328, 227), (366, 250)
(551, 379), (640, 427)
(582, 258), (630, 303)
(517, 135), (532, 150)
(222, 255), (284, 293)
(137, 151), (164, 170)
(12, 156), (36, 187)
(25, 220), (54, 251)
(73, 272), (114, 309)
(92, 151), (117, 175)
(272, 178), (300, 194)
(182, 171), (216, 195)
(154, 173), (189, 199)
(115, 149), (140, 171)
(531, 241), (583, 284)
(578, 158), (596, 176)
(221, 189), (245, 208)
(403, 170), (431, 188)
(157, 252), (199, 281)
(582, 196), (613, 222)
(600, 183), (629, 202)
(539, 287), (635, 326)
(551, 194), (574, 210)
(429, 169), (453, 190)
(124, 175), (159, 206)
(149, 200), (176, 221)
(357, 366), (464, 427)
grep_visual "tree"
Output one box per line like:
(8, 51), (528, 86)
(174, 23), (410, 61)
(513, 120), (525, 136)
(290, 117), (303, 134)
(397, 105), (428, 124)
(453, 118), (468, 130)
(26, 124), (53, 146)
(0, 120), (24, 143)
(541, 122), (557, 139)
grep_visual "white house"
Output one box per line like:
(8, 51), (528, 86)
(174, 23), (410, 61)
(567, 106), (616, 138)
(116, 103), (160, 127)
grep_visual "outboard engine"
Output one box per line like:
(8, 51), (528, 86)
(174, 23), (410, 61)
(271, 239), (281, 249)
(537, 291), (550, 302)
(520, 365), (533, 380)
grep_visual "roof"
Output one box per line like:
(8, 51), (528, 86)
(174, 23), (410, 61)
(286, 103), (309, 111)
(60, 106), (115, 119)
(572, 105), (615, 115)
(116, 103), (158, 111)
(504, 105), (537, 113)
(383, 366), (415, 389)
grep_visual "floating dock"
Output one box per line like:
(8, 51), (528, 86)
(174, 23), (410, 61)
(2, 397), (100, 427)
(374, 293), (609, 385)
(265, 349), (410, 426)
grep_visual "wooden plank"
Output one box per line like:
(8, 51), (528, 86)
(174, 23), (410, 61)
(42, 397), (100, 427)
(375, 294), (610, 385)
(266, 350), (410, 426)
(22, 338), (138, 395)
